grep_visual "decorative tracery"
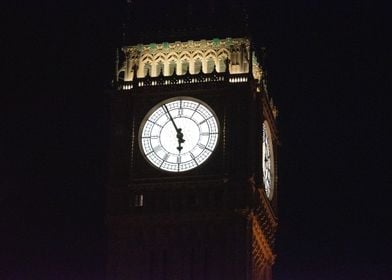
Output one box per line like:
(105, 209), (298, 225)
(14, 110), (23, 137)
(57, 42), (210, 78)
(119, 38), (263, 82)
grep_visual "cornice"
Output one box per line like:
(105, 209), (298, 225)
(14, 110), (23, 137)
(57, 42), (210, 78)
(123, 37), (250, 55)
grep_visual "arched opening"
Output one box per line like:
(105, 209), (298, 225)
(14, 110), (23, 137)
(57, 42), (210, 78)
(156, 61), (164, 76)
(206, 58), (215, 73)
(194, 58), (202, 74)
(169, 60), (176, 76)
(144, 62), (152, 77)
(218, 58), (226, 73)
(181, 60), (189, 75)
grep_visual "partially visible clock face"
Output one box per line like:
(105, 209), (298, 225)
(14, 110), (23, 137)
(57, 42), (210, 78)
(139, 97), (219, 172)
(262, 121), (274, 199)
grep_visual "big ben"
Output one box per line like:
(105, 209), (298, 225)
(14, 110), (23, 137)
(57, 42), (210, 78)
(106, 1), (278, 279)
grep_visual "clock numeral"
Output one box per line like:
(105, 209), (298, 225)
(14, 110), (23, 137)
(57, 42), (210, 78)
(190, 152), (198, 165)
(162, 105), (170, 119)
(190, 103), (200, 118)
(197, 143), (206, 149)
(200, 132), (210, 136)
(178, 109), (183, 117)
(198, 116), (213, 125)
(177, 156), (181, 163)
(162, 153), (169, 161)
(144, 135), (158, 139)
(153, 145), (163, 152)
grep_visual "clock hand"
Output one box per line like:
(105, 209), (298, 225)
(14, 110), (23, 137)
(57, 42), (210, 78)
(163, 104), (179, 131)
(176, 128), (185, 153)
(163, 104), (185, 152)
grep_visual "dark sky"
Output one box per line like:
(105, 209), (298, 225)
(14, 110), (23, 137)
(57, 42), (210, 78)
(3, 1), (390, 279)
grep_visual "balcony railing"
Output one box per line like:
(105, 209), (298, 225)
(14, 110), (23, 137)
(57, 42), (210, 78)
(118, 71), (250, 91)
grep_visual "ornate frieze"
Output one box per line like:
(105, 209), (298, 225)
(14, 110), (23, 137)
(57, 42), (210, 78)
(118, 37), (263, 83)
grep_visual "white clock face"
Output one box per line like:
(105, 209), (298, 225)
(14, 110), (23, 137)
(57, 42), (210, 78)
(262, 121), (274, 199)
(139, 97), (219, 172)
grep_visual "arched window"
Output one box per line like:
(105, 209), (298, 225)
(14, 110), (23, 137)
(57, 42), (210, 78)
(181, 60), (189, 75)
(169, 60), (176, 76)
(144, 62), (152, 77)
(156, 61), (164, 76)
(206, 58), (215, 73)
(194, 58), (202, 74)
(218, 58), (226, 73)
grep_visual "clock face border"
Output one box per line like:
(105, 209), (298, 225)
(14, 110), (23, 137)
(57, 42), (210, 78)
(262, 121), (275, 200)
(138, 96), (220, 173)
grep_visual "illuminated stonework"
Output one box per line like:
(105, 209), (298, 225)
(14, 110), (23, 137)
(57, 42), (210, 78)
(108, 32), (278, 279)
(117, 37), (263, 83)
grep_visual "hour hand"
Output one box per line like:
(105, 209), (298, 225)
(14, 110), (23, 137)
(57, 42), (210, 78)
(176, 128), (185, 152)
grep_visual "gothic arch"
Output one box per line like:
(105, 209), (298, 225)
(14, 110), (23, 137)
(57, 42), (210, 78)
(141, 54), (153, 63)
(167, 52), (179, 61)
(217, 49), (230, 59)
(205, 50), (217, 59)
(180, 52), (191, 60)
(216, 49), (230, 73)
(154, 53), (165, 63)
(192, 51), (204, 61)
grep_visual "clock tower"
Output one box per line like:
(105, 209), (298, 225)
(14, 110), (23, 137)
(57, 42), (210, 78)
(106, 1), (278, 279)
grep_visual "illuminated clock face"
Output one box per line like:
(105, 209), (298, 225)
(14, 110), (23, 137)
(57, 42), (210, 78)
(262, 121), (274, 199)
(139, 97), (219, 172)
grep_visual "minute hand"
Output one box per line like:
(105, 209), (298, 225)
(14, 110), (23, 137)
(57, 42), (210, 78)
(163, 104), (179, 131)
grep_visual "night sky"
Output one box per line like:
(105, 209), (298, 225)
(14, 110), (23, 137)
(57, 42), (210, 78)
(3, 1), (390, 279)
